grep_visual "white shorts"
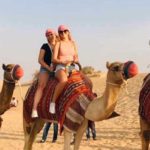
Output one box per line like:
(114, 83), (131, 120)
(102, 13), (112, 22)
(55, 64), (66, 72)
(55, 64), (76, 73)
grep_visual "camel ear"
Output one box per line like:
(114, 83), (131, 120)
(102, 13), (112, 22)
(2, 64), (7, 70)
(106, 62), (110, 69)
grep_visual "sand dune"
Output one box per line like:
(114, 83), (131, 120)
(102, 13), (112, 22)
(0, 73), (147, 150)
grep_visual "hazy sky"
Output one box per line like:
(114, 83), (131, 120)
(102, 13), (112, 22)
(0, 0), (150, 82)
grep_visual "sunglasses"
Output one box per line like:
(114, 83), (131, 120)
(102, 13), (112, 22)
(46, 33), (54, 37)
(59, 30), (68, 34)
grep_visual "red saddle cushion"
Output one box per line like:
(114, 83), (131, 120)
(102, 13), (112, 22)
(23, 71), (95, 133)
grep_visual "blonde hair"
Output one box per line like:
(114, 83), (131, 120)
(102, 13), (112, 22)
(56, 35), (60, 42)
(68, 31), (73, 41)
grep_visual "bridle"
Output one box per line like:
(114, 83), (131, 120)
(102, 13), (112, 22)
(3, 64), (20, 84)
(106, 64), (129, 94)
(0, 64), (24, 114)
(106, 64), (126, 86)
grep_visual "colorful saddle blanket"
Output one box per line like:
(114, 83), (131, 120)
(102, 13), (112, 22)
(139, 73), (150, 122)
(23, 71), (95, 133)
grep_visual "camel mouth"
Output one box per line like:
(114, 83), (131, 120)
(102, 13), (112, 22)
(12, 65), (24, 80)
(123, 61), (138, 79)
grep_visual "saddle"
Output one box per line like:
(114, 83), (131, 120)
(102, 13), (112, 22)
(139, 73), (150, 122)
(23, 71), (95, 133)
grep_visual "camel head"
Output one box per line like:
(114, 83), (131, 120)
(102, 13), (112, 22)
(85, 61), (138, 121)
(106, 61), (138, 85)
(2, 64), (24, 83)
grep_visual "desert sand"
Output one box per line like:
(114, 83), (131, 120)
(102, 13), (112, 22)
(0, 73), (147, 150)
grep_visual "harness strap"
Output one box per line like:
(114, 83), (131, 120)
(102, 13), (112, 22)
(124, 61), (134, 79)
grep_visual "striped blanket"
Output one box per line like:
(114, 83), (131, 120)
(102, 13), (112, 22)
(23, 71), (95, 133)
(139, 73), (150, 122)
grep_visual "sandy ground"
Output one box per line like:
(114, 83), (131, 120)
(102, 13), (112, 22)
(0, 73), (147, 150)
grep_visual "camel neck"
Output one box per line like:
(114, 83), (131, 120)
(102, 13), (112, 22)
(103, 83), (121, 109)
(0, 80), (15, 114)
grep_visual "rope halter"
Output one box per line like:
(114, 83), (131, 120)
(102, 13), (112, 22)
(3, 64), (22, 84)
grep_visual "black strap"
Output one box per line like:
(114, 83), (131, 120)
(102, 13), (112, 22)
(124, 61), (133, 79)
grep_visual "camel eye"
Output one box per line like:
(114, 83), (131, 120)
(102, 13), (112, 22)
(113, 66), (120, 72)
(5, 66), (12, 72)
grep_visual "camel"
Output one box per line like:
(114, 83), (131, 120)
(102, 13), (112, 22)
(23, 61), (137, 150)
(139, 73), (150, 150)
(0, 64), (23, 127)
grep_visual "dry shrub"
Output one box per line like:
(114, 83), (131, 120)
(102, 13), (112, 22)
(82, 66), (101, 77)
(82, 66), (95, 74)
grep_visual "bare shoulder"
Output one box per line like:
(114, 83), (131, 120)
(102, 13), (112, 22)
(55, 41), (61, 49)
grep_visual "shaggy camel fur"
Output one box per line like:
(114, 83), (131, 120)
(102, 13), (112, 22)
(0, 64), (23, 127)
(23, 61), (130, 150)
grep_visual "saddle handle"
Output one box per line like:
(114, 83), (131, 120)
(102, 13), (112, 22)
(72, 62), (82, 71)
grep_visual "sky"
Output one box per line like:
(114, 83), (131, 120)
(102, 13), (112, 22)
(0, 0), (150, 82)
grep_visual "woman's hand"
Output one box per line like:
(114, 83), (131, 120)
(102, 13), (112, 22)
(61, 60), (72, 65)
(47, 65), (53, 72)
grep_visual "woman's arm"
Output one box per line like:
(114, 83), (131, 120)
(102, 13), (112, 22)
(38, 49), (52, 71)
(73, 42), (79, 63)
(53, 42), (62, 64)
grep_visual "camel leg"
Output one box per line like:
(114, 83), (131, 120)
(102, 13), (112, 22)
(23, 117), (35, 150)
(63, 129), (72, 150)
(74, 119), (88, 150)
(0, 116), (3, 128)
(23, 118), (45, 150)
(140, 117), (150, 150)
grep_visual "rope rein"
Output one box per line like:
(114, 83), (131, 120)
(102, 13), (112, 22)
(122, 80), (129, 95)
(106, 80), (129, 95)
(106, 82), (120, 86)
(16, 81), (25, 101)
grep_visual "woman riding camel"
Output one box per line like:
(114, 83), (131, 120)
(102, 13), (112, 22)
(31, 28), (57, 118)
(49, 25), (79, 114)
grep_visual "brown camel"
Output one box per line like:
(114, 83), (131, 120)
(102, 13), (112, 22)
(139, 73), (150, 150)
(23, 61), (137, 150)
(0, 64), (23, 127)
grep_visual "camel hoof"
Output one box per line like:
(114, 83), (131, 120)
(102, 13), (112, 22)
(107, 111), (120, 119)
